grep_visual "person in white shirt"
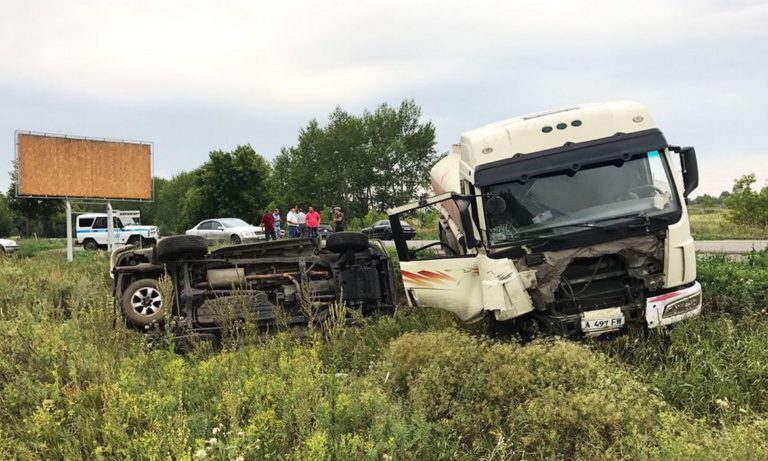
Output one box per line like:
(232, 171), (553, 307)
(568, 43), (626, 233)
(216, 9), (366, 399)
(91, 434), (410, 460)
(286, 206), (299, 238)
(297, 208), (307, 238)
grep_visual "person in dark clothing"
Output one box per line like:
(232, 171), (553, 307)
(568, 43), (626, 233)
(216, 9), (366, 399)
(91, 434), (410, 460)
(332, 207), (345, 232)
(261, 211), (276, 241)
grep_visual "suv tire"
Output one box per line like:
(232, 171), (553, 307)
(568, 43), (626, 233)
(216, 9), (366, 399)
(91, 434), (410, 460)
(83, 239), (99, 251)
(122, 278), (166, 327)
(156, 235), (208, 261)
(326, 231), (369, 253)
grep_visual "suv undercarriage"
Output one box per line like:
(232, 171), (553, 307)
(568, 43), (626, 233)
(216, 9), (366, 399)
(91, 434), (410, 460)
(111, 233), (397, 343)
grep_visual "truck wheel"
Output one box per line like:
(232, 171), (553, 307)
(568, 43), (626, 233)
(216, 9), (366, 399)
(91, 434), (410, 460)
(230, 234), (242, 244)
(156, 235), (208, 261)
(122, 278), (165, 327)
(326, 232), (369, 253)
(83, 239), (99, 251)
(127, 236), (143, 247)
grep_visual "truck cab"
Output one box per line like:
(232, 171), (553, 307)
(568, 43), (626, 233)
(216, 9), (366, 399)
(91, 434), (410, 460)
(77, 213), (160, 250)
(389, 101), (702, 338)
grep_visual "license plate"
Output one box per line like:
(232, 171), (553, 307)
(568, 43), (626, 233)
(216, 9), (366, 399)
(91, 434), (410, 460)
(581, 308), (625, 334)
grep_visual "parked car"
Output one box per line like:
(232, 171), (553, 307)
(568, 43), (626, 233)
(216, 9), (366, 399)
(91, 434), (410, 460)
(362, 220), (416, 240)
(318, 223), (334, 238)
(0, 238), (18, 254)
(111, 232), (397, 342)
(77, 213), (159, 250)
(186, 218), (264, 244)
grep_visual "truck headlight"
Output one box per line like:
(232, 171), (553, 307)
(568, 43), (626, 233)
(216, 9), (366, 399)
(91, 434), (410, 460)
(663, 292), (701, 318)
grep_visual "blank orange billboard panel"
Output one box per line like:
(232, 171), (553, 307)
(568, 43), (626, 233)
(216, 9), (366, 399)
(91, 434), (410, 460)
(17, 133), (152, 200)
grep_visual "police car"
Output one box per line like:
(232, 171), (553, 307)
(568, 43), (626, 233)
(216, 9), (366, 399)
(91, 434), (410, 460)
(76, 213), (159, 250)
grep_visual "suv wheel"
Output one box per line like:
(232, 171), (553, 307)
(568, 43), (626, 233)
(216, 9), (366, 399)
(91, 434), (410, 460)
(122, 278), (165, 327)
(83, 239), (99, 251)
(156, 235), (208, 261)
(326, 232), (369, 253)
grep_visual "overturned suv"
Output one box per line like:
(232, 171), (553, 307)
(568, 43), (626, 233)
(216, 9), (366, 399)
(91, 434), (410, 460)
(111, 232), (397, 340)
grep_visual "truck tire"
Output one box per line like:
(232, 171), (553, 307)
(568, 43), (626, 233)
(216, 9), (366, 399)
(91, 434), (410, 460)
(326, 232), (369, 253)
(83, 239), (99, 251)
(122, 278), (165, 327)
(156, 235), (208, 261)
(127, 236), (143, 247)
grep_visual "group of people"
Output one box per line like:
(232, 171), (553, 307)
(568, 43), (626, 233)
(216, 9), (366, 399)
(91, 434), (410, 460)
(259, 206), (345, 241)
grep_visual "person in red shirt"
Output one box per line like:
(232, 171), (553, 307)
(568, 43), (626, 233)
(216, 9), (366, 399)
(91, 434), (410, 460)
(306, 206), (321, 239)
(261, 210), (276, 241)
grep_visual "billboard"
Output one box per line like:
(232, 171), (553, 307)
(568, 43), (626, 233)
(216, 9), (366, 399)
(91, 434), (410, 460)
(15, 131), (153, 201)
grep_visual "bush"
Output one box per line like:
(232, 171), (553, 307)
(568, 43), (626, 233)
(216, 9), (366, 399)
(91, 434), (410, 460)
(725, 174), (768, 227)
(697, 251), (768, 318)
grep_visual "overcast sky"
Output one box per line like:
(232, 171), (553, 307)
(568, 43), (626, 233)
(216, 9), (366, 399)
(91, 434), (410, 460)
(1, 0), (766, 197)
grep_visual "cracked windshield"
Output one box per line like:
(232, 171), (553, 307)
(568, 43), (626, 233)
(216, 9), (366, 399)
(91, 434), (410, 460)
(486, 150), (679, 245)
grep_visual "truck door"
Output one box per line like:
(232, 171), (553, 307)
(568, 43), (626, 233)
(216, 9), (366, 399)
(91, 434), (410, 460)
(399, 256), (483, 322)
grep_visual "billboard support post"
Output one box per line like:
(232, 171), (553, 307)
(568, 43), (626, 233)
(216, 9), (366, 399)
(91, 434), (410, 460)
(107, 202), (114, 253)
(66, 201), (73, 262)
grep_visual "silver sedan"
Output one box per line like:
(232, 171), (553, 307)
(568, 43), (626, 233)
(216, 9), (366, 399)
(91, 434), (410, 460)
(186, 218), (265, 244)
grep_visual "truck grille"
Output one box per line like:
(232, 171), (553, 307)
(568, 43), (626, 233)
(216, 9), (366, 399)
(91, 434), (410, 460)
(551, 255), (629, 316)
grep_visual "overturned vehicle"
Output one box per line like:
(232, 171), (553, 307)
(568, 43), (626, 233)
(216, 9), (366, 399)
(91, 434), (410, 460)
(111, 233), (397, 340)
(390, 101), (703, 339)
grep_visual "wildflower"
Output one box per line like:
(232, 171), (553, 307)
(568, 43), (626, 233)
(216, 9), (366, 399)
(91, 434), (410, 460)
(212, 427), (220, 435)
(715, 398), (730, 409)
(235, 457), (245, 461)
(237, 431), (245, 437)
(206, 437), (218, 445)
(193, 449), (207, 459)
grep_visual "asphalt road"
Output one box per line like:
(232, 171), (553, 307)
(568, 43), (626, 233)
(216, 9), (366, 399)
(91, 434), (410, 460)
(381, 239), (768, 254)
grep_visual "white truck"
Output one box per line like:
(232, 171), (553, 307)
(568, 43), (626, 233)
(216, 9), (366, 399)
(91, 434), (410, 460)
(388, 101), (702, 339)
(77, 213), (160, 250)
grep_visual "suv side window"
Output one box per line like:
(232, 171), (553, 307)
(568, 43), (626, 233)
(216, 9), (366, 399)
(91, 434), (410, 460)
(93, 217), (108, 229)
(79, 217), (95, 228)
(114, 218), (124, 229)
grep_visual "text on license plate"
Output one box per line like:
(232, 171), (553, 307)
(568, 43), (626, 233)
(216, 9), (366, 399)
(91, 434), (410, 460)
(581, 308), (625, 333)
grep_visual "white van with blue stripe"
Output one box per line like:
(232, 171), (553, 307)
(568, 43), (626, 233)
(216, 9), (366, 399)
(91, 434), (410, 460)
(76, 213), (160, 251)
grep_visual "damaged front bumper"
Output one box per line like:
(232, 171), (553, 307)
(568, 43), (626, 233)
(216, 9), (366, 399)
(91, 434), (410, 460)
(645, 281), (702, 329)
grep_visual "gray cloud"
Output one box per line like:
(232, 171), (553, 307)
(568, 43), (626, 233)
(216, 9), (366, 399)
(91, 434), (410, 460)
(1, 0), (766, 196)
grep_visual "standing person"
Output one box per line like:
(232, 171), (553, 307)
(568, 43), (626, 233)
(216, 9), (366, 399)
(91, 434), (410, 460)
(260, 210), (276, 241)
(332, 207), (345, 232)
(306, 206), (320, 239)
(286, 206), (299, 238)
(297, 207), (307, 238)
(272, 208), (282, 239)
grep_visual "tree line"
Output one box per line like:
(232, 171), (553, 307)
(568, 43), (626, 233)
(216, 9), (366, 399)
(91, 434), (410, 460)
(0, 100), (439, 237)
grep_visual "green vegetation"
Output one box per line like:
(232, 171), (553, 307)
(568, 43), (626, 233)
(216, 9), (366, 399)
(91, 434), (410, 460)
(2, 243), (768, 459)
(689, 207), (768, 240)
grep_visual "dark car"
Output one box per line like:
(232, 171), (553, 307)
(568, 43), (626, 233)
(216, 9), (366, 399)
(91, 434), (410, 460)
(317, 223), (334, 238)
(362, 220), (417, 240)
(111, 233), (397, 344)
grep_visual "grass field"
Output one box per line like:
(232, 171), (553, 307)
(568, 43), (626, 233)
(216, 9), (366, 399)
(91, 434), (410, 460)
(689, 206), (768, 240)
(2, 240), (768, 459)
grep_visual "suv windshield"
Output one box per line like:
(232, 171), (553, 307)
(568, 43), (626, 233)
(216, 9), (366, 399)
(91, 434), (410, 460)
(485, 150), (680, 245)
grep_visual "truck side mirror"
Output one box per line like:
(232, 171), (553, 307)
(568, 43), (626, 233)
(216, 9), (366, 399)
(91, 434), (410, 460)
(455, 198), (479, 249)
(679, 146), (698, 197)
